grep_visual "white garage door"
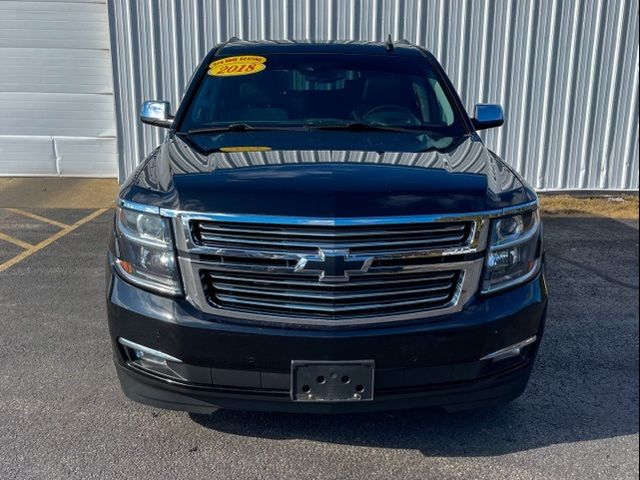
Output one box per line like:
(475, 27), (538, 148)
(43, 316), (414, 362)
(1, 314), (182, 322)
(0, 0), (117, 177)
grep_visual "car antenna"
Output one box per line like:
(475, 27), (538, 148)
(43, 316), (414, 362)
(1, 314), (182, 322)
(385, 34), (394, 52)
(217, 36), (242, 54)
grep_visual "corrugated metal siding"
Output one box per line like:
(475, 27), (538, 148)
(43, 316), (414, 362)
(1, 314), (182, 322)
(108, 0), (639, 190)
(0, 0), (117, 177)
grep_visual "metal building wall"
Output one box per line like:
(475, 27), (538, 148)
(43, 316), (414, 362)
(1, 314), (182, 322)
(108, 0), (639, 190)
(0, 0), (117, 177)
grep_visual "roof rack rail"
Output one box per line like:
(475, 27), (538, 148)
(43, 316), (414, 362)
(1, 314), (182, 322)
(396, 38), (411, 45)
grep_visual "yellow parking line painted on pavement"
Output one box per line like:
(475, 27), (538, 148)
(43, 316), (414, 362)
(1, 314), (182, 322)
(4, 208), (70, 229)
(0, 208), (109, 273)
(0, 232), (33, 250)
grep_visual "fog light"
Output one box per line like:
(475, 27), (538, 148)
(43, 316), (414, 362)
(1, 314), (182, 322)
(118, 337), (185, 380)
(480, 336), (537, 362)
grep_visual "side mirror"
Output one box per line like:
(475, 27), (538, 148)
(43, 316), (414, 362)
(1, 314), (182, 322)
(140, 101), (173, 128)
(472, 104), (504, 131)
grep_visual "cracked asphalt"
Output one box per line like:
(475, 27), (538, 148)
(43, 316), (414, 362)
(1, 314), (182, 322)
(0, 211), (637, 479)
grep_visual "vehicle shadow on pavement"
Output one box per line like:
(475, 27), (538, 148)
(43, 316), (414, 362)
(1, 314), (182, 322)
(189, 217), (639, 457)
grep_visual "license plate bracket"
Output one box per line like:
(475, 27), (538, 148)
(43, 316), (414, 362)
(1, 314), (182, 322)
(291, 360), (375, 402)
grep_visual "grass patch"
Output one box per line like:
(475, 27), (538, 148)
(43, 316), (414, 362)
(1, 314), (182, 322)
(540, 194), (639, 219)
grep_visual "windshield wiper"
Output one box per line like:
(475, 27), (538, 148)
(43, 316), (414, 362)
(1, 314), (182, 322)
(187, 123), (301, 134)
(308, 122), (421, 133)
(187, 122), (434, 135)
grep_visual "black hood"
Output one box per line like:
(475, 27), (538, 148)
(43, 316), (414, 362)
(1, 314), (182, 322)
(120, 134), (534, 217)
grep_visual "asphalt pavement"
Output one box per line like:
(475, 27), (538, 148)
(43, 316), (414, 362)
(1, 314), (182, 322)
(0, 210), (638, 479)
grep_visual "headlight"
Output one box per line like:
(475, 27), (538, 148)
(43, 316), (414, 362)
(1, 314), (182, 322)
(481, 208), (542, 294)
(114, 207), (182, 295)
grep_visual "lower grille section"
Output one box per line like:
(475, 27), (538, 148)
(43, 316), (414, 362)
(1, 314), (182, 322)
(201, 269), (461, 318)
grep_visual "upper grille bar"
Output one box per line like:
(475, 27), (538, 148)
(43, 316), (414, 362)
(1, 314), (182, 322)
(197, 223), (467, 237)
(192, 220), (474, 254)
(196, 232), (468, 250)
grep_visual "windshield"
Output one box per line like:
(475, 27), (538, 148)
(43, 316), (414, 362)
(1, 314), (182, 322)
(179, 53), (467, 136)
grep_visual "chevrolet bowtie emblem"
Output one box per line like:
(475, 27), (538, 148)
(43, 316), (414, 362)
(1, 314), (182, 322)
(294, 250), (374, 282)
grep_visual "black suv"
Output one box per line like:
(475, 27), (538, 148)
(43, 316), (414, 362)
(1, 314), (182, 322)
(107, 40), (547, 413)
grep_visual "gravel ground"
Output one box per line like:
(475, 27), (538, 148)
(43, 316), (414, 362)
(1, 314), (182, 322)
(0, 211), (637, 479)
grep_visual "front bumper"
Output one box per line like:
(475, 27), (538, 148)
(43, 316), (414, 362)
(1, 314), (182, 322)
(107, 267), (547, 414)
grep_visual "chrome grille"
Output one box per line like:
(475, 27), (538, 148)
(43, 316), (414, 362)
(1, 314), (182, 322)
(191, 220), (473, 254)
(175, 213), (488, 327)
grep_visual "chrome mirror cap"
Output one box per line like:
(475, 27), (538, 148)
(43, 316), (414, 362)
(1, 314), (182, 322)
(140, 100), (173, 128)
(472, 104), (504, 131)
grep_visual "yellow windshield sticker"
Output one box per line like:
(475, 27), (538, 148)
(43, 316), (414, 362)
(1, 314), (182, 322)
(219, 146), (272, 153)
(208, 56), (267, 77)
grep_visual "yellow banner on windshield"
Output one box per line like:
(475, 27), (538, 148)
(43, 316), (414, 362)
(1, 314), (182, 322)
(208, 56), (267, 77)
